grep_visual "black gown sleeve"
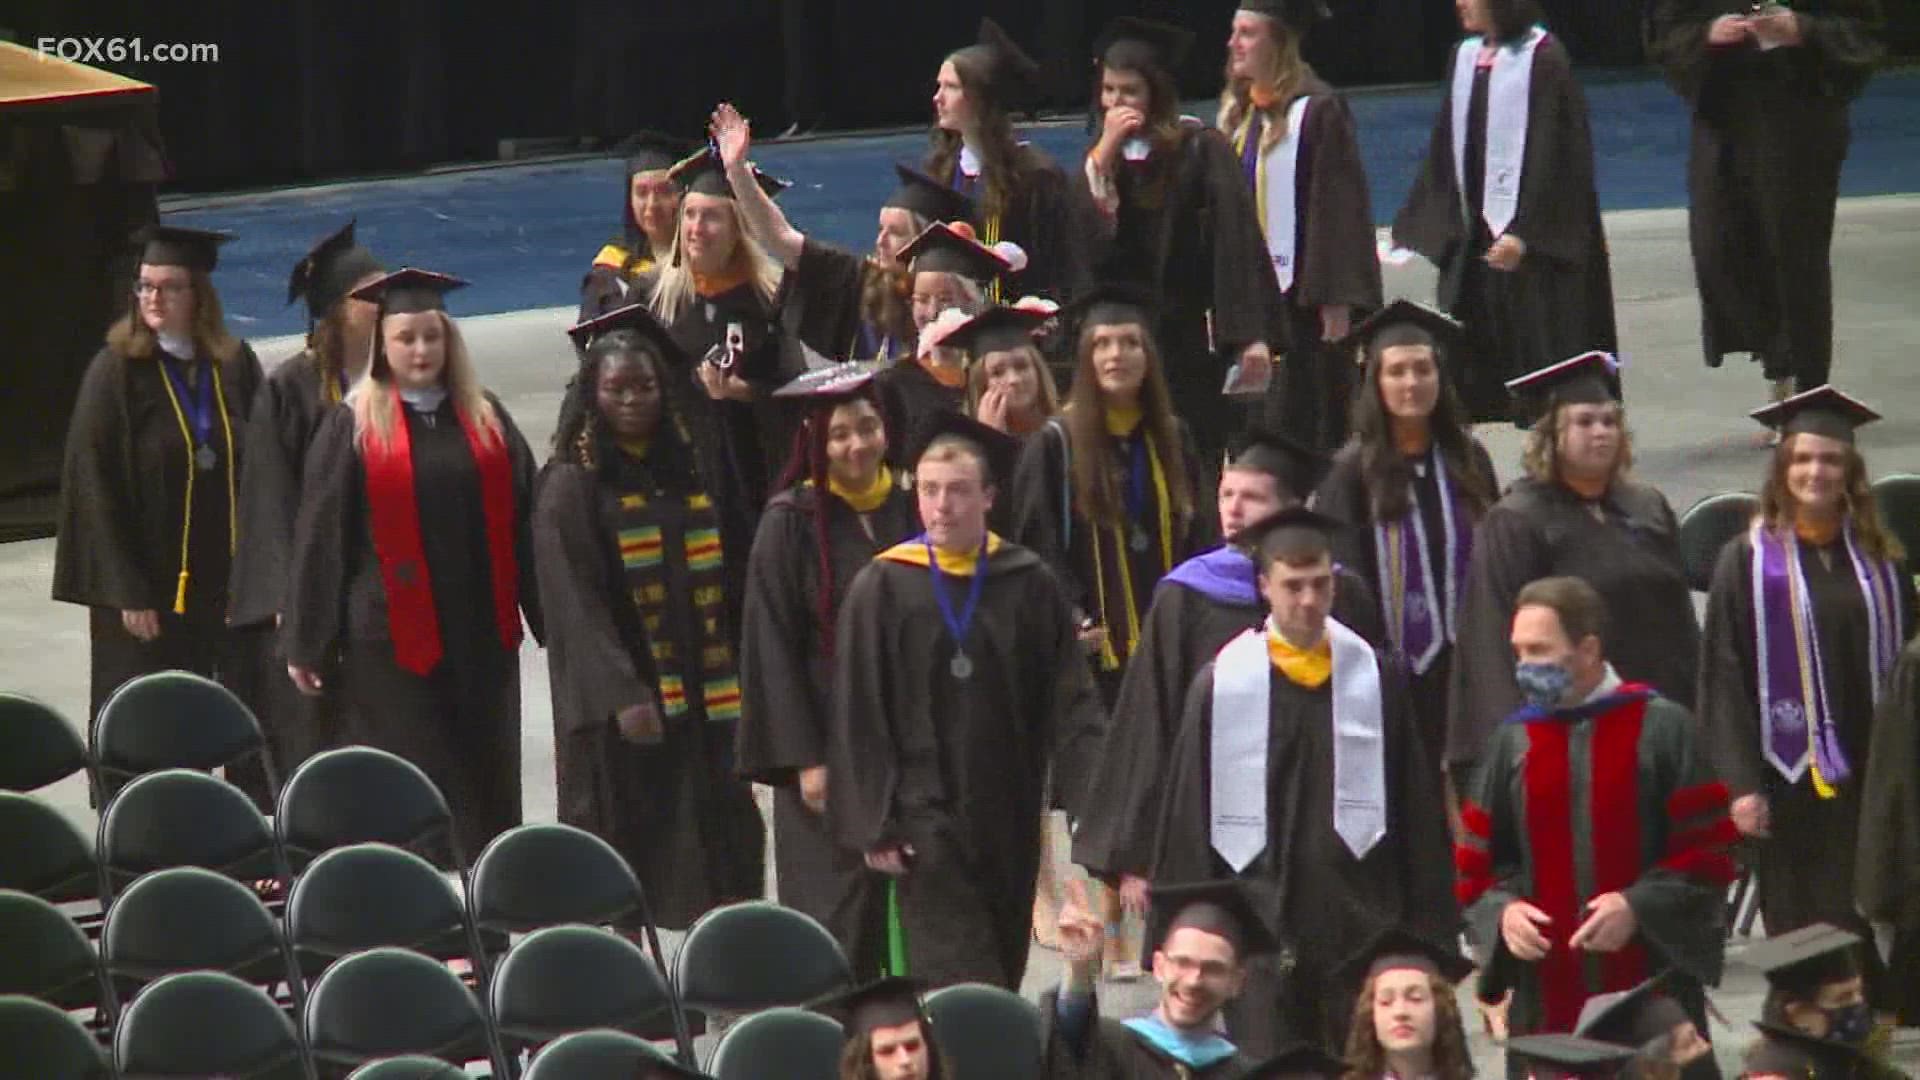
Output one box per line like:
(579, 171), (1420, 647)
(737, 500), (828, 784)
(227, 368), (306, 627)
(826, 564), (903, 854)
(1314, 449), (1375, 585)
(283, 405), (359, 669)
(530, 462), (651, 735)
(1858, 640), (1920, 925)
(1196, 127), (1287, 354)
(1508, 44), (1602, 268)
(1176, 422), (1219, 557)
(1297, 92), (1385, 311)
(785, 238), (871, 359)
(1696, 536), (1768, 796)
(495, 400), (545, 646)
(1446, 503), (1549, 766)
(1391, 61), (1464, 266)
(1008, 424), (1079, 603)
(1384, 654), (1463, 938)
(51, 349), (149, 611)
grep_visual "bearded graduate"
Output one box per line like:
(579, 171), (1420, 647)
(283, 269), (541, 859)
(1697, 388), (1912, 1006)
(1314, 301), (1498, 772)
(226, 221), (383, 802)
(532, 303), (765, 930)
(1645, 0), (1883, 402)
(826, 411), (1099, 990)
(1338, 928), (1478, 1080)
(1391, 0), (1617, 425)
(1220, 0), (1384, 452)
(579, 131), (691, 320)
(1080, 16), (1285, 464)
(927, 17), (1088, 303)
(1150, 506), (1456, 1056)
(1447, 353), (1697, 802)
(53, 226), (263, 781)
(737, 362), (917, 968)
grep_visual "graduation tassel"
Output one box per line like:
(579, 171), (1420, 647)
(174, 570), (190, 616)
(886, 880), (909, 977)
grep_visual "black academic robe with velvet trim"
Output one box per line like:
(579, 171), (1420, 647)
(1857, 637), (1920, 1022)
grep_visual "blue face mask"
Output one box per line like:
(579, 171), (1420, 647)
(1825, 1002), (1874, 1046)
(1515, 661), (1573, 710)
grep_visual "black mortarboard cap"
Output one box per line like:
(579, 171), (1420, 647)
(1230, 503), (1344, 555)
(1741, 923), (1863, 997)
(1241, 1043), (1351, 1079)
(773, 360), (885, 401)
(886, 163), (976, 223)
(621, 130), (697, 176)
(940, 306), (1049, 357)
(1062, 281), (1158, 340)
(1745, 1023), (1867, 1080)
(906, 409), (1021, 487)
(1095, 16), (1198, 74)
(1342, 298), (1466, 356)
(952, 17), (1044, 108)
(1225, 427), (1329, 503)
(287, 220), (384, 320)
(899, 221), (1012, 285)
(809, 976), (924, 1038)
(1506, 1034), (1639, 1078)
(668, 144), (790, 200)
(1574, 971), (1698, 1050)
(1336, 925), (1476, 987)
(349, 268), (467, 315)
(1505, 350), (1620, 410)
(133, 225), (231, 273)
(1147, 879), (1280, 959)
(1238, 0), (1334, 34)
(565, 300), (688, 364)
(1750, 385), (1880, 445)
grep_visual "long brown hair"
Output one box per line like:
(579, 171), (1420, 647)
(925, 47), (1020, 221)
(1521, 401), (1636, 485)
(1756, 432), (1903, 562)
(1348, 325), (1494, 521)
(1342, 970), (1476, 1080)
(836, 1026), (951, 1080)
(105, 268), (243, 366)
(1216, 12), (1317, 147)
(965, 341), (1059, 428)
(860, 259), (915, 349)
(1061, 321), (1193, 526)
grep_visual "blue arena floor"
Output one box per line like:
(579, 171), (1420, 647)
(174, 70), (1920, 340)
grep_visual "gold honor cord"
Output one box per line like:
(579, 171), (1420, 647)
(1092, 436), (1172, 671)
(155, 361), (238, 615)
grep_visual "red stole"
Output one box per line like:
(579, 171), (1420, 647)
(363, 387), (521, 675)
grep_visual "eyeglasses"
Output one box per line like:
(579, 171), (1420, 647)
(135, 281), (191, 298)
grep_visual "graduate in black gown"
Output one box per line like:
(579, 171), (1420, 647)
(955, 302), (1062, 443)
(226, 221), (384, 805)
(1391, 0), (1617, 425)
(827, 412), (1099, 989)
(1220, 0), (1385, 453)
(1741, 925), (1905, 1080)
(1337, 928), (1480, 1080)
(1644, 0), (1883, 398)
(737, 362), (917, 963)
(53, 226), (263, 775)
(532, 303), (765, 929)
(1447, 352), (1697, 794)
(283, 269), (541, 861)
(1697, 388), (1912, 1008)
(578, 132), (691, 321)
(1081, 16), (1286, 464)
(1071, 430), (1384, 900)
(1858, 635), (1920, 1023)
(1149, 506), (1457, 1056)
(927, 17), (1089, 304)
(1314, 301), (1499, 774)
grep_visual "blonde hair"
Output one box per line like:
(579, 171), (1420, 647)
(1521, 401), (1635, 485)
(1756, 432), (1904, 562)
(649, 198), (783, 324)
(1216, 11), (1316, 150)
(347, 311), (500, 452)
(965, 341), (1059, 423)
(106, 268), (244, 365)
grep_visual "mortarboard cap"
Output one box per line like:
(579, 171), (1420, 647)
(809, 976), (925, 1039)
(886, 163), (977, 223)
(287, 220), (384, 320)
(1744, 1023), (1867, 1080)
(1095, 16), (1197, 75)
(1342, 298), (1466, 357)
(1148, 879), (1280, 959)
(951, 17), (1044, 108)
(621, 130), (697, 176)
(1749, 385), (1880, 446)
(133, 225), (231, 273)
(1573, 971), (1698, 1050)
(940, 305), (1050, 358)
(1506, 1034), (1639, 1079)
(899, 221), (1013, 286)
(1224, 427), (1329, 503)
(1505, 350), (1620, 411)
(1063, 282), (1158, 340)
(1740, 923), (1863, 997)
(1337, 925), (1476, 987)
(349, 267), (467, 316)
(1238, 0), (1334, 34)
(1230, 504), (1345, 560)
(906, 409), (1021, 488)
(773, 360), (885, 401)
(564, 300), (688, 364)
(1241, 1043), (1351, 1080)
(668, 144), (790, 200)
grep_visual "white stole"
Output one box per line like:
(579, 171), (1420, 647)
(1253, 95), (1312, 293)
(1209, 617), (1387, 872)
(1449, 26), (1546, 238)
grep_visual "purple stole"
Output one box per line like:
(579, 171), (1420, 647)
(1751, 520), (1905, 790)
(1374, 448), (1472, 675)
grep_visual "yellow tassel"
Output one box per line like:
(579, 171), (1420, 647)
(174, 571), (190, 616)
(1810, 760), (1838, 800)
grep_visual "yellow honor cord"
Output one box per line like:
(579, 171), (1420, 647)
(1091, 434), (1172, 671)
(1783, 543), (1838, 799)
(155, 359), (238, 616)
(984, 214), (1004, 304)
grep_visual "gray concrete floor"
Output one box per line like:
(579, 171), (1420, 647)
(8, 197), (1919, 1073)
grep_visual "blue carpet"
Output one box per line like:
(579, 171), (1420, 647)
(175, 70), (1920, 341)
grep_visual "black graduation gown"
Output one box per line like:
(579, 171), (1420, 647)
(1447, 478), (1698, 774)
(1039, 988), (1254, 1079)
(1314, 438), (1499, 769)
(781, 238), (911, 365)
(874, 360), (966, 466)
(826, 541), (1101, 988)
(1071, 554), (1386, 881)
(531, 460), (765, 930)
(1645, 0), (1882, 387)
(52, 342), (263, 742)
(1697, 533), (1913, 997)
(1082, 122), (1289, 463)
(578, 237), (658, 322)
(1392, 36), (1618, 425)
(1857, 637), (1920, 1022)
(737, 485), (918, 953)
(934, 143), (1091, 303)
(1232, 83), (1386, 453)
(1149, 647), (1457, 1056)
(283, 395), (541, 861)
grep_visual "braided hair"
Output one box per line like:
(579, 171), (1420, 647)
(551, 328), (698, 495)
(773, 383), (890, 659)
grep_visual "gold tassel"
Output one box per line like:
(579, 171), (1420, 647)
(174, 571), (190, 616)
(1810, 759), (1838, 800)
